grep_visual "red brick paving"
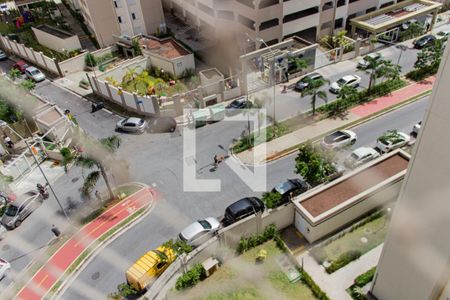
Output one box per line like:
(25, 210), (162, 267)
(16, 187), (155, 300)
(350, 77), (435, 117)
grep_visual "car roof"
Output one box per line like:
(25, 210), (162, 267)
(274, 180), (296, 194)
(180, 221), (205, 240)
(126, 117), (142, 124)
(227, 197), (257, 215)
(342, 75), (356, 81)
(26, 66), (38, 72)
(352, 147), (375, 157)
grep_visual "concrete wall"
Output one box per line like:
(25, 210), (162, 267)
(0, 35), (61, 76)
(58, 45), (117, 75)
(295, 177), (404, 243)
(32, 27), (81, 52)
(371, 38), (450, 300)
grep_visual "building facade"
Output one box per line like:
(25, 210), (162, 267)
(163, 0), (410, 45)
(370, 42), (450, 300)
(75, 0), (165, 47)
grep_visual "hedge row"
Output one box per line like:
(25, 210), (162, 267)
(317, 79), (406, 116)
(175, 263), (206, 290)
(348, 267), (377, 300)
(325, 250), (362, 274)
(301, 270), (329, 300)
(237, 224), (286, 253)
(406, 64), (439, 82)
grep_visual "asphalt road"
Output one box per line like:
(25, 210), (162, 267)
(60, 95), (429, 299)
(0, 26), (440, 296)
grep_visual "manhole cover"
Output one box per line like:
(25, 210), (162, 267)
(71, 177), (79, 183)
(2, 245), (10, 251)
(91, 272), (100, 280)
(360, 237), (368, 244)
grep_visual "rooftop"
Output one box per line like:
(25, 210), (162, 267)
(299, 152), (409, 218)
(200, 68), (224, 80)
(139, 37), (190, 59)
(350, 0), (442, 33)
(34, 25), (74, 39)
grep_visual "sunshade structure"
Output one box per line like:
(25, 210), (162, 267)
(349, 0), (442, 37)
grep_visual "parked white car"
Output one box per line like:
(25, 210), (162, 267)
(0, 258), (10, 280)
(412, 121), (421, 135)
(25, 66), (45, 82)
(435, 31), (450, 41)
(376, 130), (410, 153)
(329, 75), (361, 93)
(344, 147), (380, 169)
(321, 130), (357, 150)
(357, 52), (381, 69)
(178, 217), (220, 247)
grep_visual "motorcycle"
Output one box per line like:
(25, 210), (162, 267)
(37, 184), (49, 200)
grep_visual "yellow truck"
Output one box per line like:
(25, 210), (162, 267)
(126, 246), (176, 292)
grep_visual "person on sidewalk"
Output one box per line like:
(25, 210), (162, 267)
(51, 224), (61, 242)
(3, 135), (13, 148)
(95, 190), (102, 202)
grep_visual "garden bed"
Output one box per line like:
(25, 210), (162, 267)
(168, 241), (318, 300)
(310, 211), (388, 273)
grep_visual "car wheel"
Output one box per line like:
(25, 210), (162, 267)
(351, 139), (356, 145)
(170, 126), (176, 132)
(355, 83), (359, 88)
(14, 220), (21, 228)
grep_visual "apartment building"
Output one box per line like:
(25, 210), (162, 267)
(369, 42), (450, 299)
(163, 0), (410, 46)
(76, 0), (165, 47)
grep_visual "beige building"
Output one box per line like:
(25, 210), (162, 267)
(163, 0), (412, 45)
(370, 42), (450, 300)
(76, 0), (165, 47)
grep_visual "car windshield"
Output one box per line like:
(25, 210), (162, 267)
(138, 119), (144, 125)
(337, 78), (347, 86)
(5, 205), (18, 217)
(350, 153), (360, 160)
(324, 131), (345, 144)
(198, 220), (211, 229)
(31, 70), (40, 75)
(275, 181), (293, 194)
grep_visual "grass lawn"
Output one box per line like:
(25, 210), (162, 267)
(314, 214), (388, 263)
(169, 241), (315, 300)
(113, 184), (141, 198)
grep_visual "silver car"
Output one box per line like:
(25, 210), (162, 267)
(25, 66), (46, 82)
(116, 117), (147, 133)
(0, 258), (10, 281)
(179, 217), (220, 247)
(345, 147), (380, 169)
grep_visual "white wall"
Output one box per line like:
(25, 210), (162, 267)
(32, 27), (81, 52)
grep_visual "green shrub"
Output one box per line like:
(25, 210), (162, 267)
(162, 239), (193, 256)
(354, 267), (376, 287)
(262, 191), (282, 209)
(237, 224), (283, 253)
(326, 250), (362, 273)
(109, 282), (139, 299)
(301, 270), (329, 300)
(20, 79), (35, 91)
(406, 64), (439, 81)
(175, 264), (206, 290)
(85, 53), (97, 67)
(233, 123), (289, 153)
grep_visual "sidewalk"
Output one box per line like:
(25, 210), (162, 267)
(15, 184), (155, 300)
(236, 77), (435, 165)
(297, 245), (383, 300)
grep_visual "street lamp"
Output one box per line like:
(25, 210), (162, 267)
(256, 37), (277, 123)
(396, 44), (408, 66)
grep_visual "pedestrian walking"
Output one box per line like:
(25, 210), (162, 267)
(51, 224), (61, 241)
(3, 135), (13, 148)
(95, 190), (101, 202)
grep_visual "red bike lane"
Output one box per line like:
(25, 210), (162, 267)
(351, 77), (435, 117)
(16, 187), (155, 300)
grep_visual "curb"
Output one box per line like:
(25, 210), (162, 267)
(264, 88), (432, 163)
(233, 86), (432, 166)
(49, 197), (155, 299)
(12, 183), (152, 300)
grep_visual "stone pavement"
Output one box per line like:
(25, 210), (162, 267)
(15, 184), (155, 300)
(297, 244), (383, 300)
(236, 77), (435, 165)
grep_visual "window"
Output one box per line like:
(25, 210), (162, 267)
(236, 0), (254, 8)
(366, 6), (377, 13)
(118, 16), (122, 23)
(259, 18), (279, 31)
(114, 1), (117, 8)
(238, 15), (255, 30)
(283, 7), (319, 23)
(322, 1), (333, 10)
(259, 0), (279, 9)
(335, 18), (343, 29)
(349, 0), (359, 3)
(131, 13), (136, 20)
(156, 262), (166, 269)
(337, 0), (346, 7)
(380, 1), (394, 8)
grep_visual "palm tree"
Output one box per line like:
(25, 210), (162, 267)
(335, 85), (357, 115)
(302, 78), (329, 116)
(360, 57), (390, 91)
(76, 135), (121, 200)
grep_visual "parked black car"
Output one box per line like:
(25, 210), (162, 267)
(222, 197), (265, 226)
(413, 35), (436, 49)
(225, 97), (249, 116)
(294, 73), (323, 91)
(272, 178), (310, 205)
(148, 117), (176, 133)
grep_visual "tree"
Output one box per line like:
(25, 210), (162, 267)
(301, 78), (328, 116)
(132, 38), (142, 56)
(359, 57), (393, 91)
(414, 39), (444, 71)
(20, 79), (36, 91)
(334, 85), (358, 115)
(8, 68), (21, 81)
(294, 142), (336, 186)
(85, 53), (97, 67)
(320, 30), (349, 49)
(399, 22), (424, 42)
(287, 56), (308, 75)
(76, 135), (121, 200)
(262, 191), (282, 209)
